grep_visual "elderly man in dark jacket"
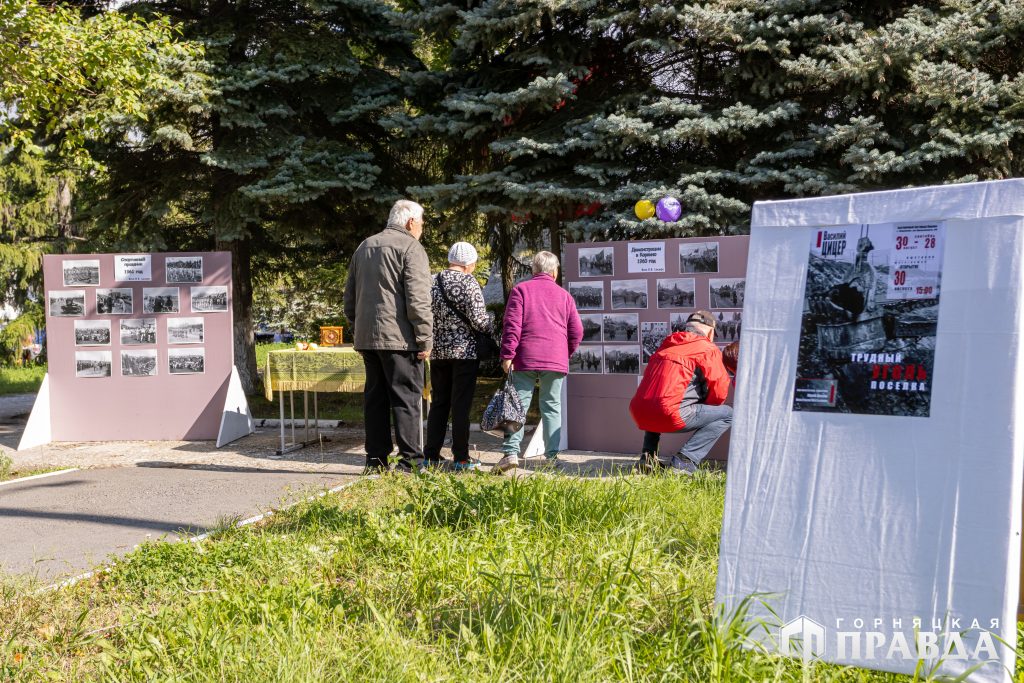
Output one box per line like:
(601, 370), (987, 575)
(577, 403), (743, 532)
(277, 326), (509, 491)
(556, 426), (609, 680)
(344, 200), (433, 472)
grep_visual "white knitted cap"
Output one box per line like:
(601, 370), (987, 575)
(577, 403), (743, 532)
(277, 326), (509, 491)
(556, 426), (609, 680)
(448, 242), (478, 266)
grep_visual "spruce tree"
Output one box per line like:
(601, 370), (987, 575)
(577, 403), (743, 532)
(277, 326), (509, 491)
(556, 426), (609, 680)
(407, 0), (1024, 250)
(87, 0), (424, 391)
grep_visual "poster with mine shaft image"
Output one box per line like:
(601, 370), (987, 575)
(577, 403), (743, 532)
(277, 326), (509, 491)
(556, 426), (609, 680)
(792, 221), (945, 417)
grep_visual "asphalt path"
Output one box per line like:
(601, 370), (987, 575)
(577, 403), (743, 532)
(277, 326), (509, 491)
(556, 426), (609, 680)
(0, 466), (354, 582)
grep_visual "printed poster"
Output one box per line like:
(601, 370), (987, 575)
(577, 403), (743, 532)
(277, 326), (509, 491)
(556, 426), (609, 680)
(792, 222), (945, 417)
(627, 241), (665, 273)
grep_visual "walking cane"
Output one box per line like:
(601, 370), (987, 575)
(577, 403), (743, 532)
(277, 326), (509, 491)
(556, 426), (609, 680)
(420, 359), (429, 455)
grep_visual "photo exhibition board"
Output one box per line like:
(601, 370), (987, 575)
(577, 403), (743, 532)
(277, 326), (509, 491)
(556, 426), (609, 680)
(563, 236), (749, 457)
(716, 180), (1024, 682)
(42, 252), (233, 441)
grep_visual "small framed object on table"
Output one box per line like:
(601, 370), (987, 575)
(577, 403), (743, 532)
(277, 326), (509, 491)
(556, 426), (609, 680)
(320, 326), (343, 347)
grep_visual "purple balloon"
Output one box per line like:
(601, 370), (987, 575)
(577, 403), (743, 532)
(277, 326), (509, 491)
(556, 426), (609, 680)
(656, 197), (682, 222)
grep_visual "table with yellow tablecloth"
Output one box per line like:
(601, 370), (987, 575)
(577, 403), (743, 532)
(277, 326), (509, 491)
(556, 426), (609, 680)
(263, 347), (366, 455)
(262, 346), (429, 456)
(263, 346), (366, 401)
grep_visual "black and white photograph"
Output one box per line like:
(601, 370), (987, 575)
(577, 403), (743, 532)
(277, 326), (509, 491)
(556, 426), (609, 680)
(610, 279), (648, 309)
(191, 285), (228, 312)
(169, 347), (205, 375)
(712, 310), (742, 343)
(165, 256), (203, 283)
(96, 288), (133, 314)
(569, 282), (604, 310)
(569, 345), (603, 374)
(709, 278), (745, 308)
(578, 247), (614, 277)
(580, 314), (603, 342)
(657, 278), (696, 309)
(641, 321), (670, 363)
(679, 241), (719, 273)
(76, 350), (112, 378)
(122, 349), (158, 377)
(603, 313), (638, 342)
(63, 259), (100, 286)
(669, 312), (689, 332)
(120, 318), (157, 345)
(74, 320), (111, 346)
(167, 317), (205, 344)
(604, 345), (641, 374)
(143, 287), (180, 313)
(49, 290), (85, 317)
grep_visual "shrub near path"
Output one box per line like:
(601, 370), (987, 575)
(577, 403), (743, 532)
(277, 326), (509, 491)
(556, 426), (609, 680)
(0, 474), (1010, 682)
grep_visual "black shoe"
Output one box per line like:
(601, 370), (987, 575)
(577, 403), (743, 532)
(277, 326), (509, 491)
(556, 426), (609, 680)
(422, 457), (447, 470)
(362, 462), (389, 476)
(392, 458), (418, 474)
(632, 451), (662, 474)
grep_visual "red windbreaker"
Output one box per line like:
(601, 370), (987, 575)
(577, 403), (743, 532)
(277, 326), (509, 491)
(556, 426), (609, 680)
(629, 331), (731, 433)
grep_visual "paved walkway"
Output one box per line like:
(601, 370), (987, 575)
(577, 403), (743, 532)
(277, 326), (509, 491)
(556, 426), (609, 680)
(0, 393), (637, 583)
(0, 467), (354, 581)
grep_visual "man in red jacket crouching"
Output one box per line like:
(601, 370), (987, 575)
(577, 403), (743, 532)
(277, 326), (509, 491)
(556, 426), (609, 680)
(629, 310), (733, 475)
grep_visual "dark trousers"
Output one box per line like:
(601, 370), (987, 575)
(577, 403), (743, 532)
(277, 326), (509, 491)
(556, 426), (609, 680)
(425, 359), (480, 462)
(361, 350), (424, 467)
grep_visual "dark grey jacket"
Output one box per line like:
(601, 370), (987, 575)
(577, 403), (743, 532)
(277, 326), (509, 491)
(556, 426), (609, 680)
(344, 225), (433, 352)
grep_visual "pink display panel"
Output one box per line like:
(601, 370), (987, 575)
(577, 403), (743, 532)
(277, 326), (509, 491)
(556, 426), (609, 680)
(42, 252), (232, 441)
(563, 237), (748, 458)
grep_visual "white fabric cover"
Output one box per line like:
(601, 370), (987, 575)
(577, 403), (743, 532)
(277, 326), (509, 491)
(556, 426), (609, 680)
(716, 179), (1024, 681)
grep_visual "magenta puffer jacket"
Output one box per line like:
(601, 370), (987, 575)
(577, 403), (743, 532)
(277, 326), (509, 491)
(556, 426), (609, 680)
(500, 273), (583, 373)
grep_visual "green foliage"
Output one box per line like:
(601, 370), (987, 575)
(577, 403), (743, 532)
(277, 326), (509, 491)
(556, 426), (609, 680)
(0, 364), (46, 395)
(0, 453), (11, 480)
(0, 0), (203, 168)
(0, 301), (44, 364)
(0, 1), (205, 309)
(3, 474), (998, 680)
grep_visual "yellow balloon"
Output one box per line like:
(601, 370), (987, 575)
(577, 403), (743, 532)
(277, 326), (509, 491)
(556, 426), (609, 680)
(634, 199), (655, 220)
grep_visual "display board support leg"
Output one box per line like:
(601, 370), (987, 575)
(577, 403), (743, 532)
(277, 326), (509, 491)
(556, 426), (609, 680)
(17, 373), (52, 451)
(216, 366), (255, 448)
(274, 388), (304, 456)
(522, 379), (569, 459)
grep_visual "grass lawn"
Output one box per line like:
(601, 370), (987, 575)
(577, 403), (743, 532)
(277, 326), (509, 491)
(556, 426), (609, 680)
(0, 466), (67, 483)
(0, 365), (46, 395)
(0, 473), (976, 681)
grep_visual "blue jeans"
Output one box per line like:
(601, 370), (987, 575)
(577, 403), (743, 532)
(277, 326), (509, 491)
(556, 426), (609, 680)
(502, 370), (565, 458)
(641, 403), (733, 464)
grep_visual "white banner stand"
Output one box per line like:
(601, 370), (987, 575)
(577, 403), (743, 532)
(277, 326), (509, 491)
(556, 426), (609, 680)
(17, 373), (52, 451)
(216, 365), (255, 447)
(716, 179), (1024, 682)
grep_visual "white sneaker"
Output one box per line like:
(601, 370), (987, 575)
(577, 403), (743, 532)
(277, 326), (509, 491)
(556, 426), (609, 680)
(494, 454), (520, 472)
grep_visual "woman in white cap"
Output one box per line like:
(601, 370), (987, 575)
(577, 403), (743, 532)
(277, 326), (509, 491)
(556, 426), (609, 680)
(424, 242), (493, 470)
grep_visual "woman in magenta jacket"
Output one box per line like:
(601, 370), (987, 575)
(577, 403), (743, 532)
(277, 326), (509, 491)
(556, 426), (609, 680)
(496, 251), (583, 472)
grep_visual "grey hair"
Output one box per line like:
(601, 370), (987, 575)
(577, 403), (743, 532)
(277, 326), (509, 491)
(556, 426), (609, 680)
(532, 251), (560, 275)
(685, 321), (713, 337)
(387, 200), (424, 229)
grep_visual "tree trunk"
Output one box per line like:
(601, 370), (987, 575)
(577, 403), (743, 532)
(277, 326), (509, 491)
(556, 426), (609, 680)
(549, 217), (563, 285)
(218, 237), (260, 395)
(55, 175), (73, 253)
(497, 221), (517, 301)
